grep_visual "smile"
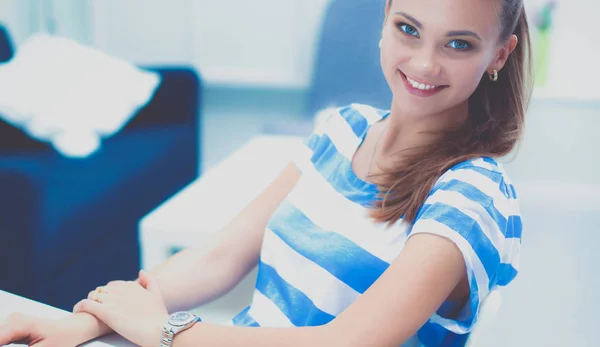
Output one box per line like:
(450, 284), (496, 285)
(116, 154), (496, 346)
(399, 70), (448, 97)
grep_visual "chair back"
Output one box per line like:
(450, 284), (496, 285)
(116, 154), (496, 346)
(307, 0), (392, 116)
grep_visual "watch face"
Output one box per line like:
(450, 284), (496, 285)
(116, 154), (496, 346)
(168, 312), (196, 326)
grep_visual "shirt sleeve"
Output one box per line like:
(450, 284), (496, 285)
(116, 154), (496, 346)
(407, 163), (521, 336)
(290, 107), (336, 173)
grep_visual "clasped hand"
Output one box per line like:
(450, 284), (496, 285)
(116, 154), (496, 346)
(0, 270), (169, 347)
(72, 270), (169, 347)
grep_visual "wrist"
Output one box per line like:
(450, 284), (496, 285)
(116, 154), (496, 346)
(143, 321), (167, 347)
(60, 312), (113, 343)
(159, 312), (201, 347)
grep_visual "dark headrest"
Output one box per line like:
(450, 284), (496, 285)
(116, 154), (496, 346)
(307, 0), (391, 115)
(0, 24), (14, 62)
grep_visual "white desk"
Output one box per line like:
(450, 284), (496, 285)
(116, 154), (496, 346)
(138, 135), (304, 324)
(0, 290), (134, 347)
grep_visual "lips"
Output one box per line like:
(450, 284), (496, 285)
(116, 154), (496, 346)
(399, 70), (448, 97)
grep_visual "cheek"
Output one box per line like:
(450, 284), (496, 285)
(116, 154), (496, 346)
(380, 44), (409, 83)
(380, 46), (394, 75)
(447, 59), (487, 94)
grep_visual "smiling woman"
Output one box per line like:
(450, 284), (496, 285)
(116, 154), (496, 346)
(375, 0), (531, 224)
(0, 0), (531, 346)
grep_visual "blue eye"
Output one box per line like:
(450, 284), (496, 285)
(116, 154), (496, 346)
(447, 39), (471, 51)
(398, 23), (419, 37)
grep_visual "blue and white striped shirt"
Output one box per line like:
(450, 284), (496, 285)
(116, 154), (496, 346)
(232, 104), (522, 346)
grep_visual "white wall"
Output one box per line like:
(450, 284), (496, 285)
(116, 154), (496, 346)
(84, 0), (600, 93)
(530, 0), (600, 100)
(0, 0), (90, 47)
(46, 0), (91, 45)
(190, 0), (329, 88)
(3, 0), (599, 94)
(88, 0), (330, 88)
(89, 0), (195, 66)
(0, 0), (32, 46)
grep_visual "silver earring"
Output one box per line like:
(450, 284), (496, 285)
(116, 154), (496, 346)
(489, 69), (498, 82)
(379, 39), (383, 48)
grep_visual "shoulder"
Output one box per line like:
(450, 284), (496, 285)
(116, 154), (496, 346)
(434, 157), (518, 204)
(302, 103), (389, 160)
(406, 159), (522, 336)
(412, 156), (522, 289)
(312, 103), (390, 137)
(423, 157), (521, 233)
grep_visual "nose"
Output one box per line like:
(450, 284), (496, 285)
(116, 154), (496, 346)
(412, 47), (441, 77)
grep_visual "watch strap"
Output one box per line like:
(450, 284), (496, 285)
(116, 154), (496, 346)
(160, 325), (175, 347)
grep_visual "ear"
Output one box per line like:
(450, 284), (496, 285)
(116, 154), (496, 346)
(488, 34), (518, 74)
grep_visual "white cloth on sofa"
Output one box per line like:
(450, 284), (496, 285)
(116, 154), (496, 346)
(0, 34), (160, 157)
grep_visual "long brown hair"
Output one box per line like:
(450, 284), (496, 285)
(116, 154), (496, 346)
(371, 0), (533, 225)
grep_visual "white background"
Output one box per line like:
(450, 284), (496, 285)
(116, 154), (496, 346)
(87, 0), (330, 88)
(1, 0), (598, 94)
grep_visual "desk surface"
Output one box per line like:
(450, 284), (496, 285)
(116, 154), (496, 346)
(0, 290), (134, 347)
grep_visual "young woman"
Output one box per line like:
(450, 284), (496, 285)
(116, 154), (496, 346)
(0, 0), (530, 345)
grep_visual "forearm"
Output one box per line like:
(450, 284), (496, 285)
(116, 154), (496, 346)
(62, 312), (113, 345)
(148, 243), (250, 313)
(63, 241), (245, 345)
(170, 323), (338, 347)
(149, 192), (274, 312)
(150, 162), (296, 313)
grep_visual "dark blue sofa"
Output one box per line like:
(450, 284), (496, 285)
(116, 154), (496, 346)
(0, 24), (202, 311)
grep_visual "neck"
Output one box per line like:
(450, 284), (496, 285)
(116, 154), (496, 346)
(379, 100), (469, 159)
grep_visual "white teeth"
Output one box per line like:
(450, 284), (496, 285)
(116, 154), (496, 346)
(405, 75), (438, 90)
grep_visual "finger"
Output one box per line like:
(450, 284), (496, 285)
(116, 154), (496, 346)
(73, 300), (85, 313)
(0, 324), (18, 345)
(90, 291), (108, 304)
(138, 270), (150, 289)
(137, 270), (150, 288)
(138, 270), (161, 295)
(34, 337), (66, 347)
(0, 315), (28, 345)
(87, 290), (97, 301)
(106, 280), (128, 288)
(72, 299), (108, 322)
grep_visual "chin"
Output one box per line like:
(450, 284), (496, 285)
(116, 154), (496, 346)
(392, 92), (444, 117)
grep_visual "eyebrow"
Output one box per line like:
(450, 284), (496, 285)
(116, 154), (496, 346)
(395, 12), (423, 29)
(394, 12), (482, 41)
(448, 30), (482, 41)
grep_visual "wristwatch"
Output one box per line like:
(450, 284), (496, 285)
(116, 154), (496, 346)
(160, 311), (201, 347)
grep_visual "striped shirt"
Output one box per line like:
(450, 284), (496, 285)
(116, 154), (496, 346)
(231, 104), (522, 346)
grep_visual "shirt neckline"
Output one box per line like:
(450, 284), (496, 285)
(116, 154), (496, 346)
(342, 110), (391, 201)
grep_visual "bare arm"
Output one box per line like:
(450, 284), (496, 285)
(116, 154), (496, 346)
(147, 161), (302, 312)
(0, 162), (301, 347)
(159, 233), (467, 347)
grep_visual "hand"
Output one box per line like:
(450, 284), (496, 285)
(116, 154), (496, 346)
(0, 313), (82, 347)
(73, 270), (168, 347)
